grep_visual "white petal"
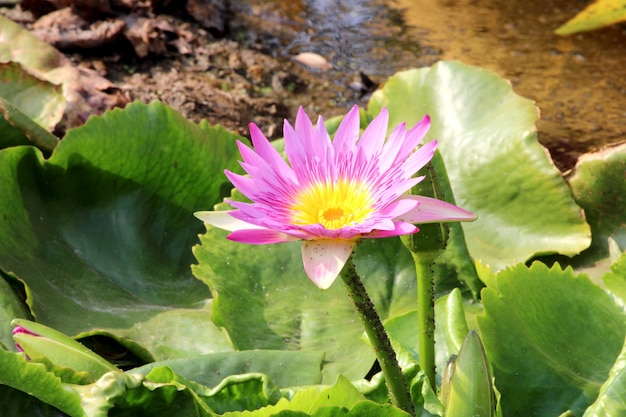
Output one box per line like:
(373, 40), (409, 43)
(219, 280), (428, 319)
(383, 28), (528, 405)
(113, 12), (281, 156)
(193, 210), (265, 232)
(301, 240), (356, 289)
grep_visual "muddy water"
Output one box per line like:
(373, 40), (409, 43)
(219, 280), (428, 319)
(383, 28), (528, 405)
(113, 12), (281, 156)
(231, 0), (626, 171)
(395, 0), (626, 171)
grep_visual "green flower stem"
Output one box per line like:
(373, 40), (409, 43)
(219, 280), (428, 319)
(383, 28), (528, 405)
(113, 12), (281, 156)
(411, 250), (439, 391)
(340, 256), (414, 416)
(402, 155), (451, 391)
(401, 227), (442, 392)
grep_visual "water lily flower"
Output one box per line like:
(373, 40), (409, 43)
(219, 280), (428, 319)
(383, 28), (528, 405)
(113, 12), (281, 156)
(195, 105), (475, 289)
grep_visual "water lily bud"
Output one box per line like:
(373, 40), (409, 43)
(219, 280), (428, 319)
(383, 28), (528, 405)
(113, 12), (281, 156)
(11, 319), (118, 380)
(442, 330), (495, 417)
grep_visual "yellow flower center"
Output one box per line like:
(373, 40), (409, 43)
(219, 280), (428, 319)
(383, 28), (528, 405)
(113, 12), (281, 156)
(290, 179), (374, 229)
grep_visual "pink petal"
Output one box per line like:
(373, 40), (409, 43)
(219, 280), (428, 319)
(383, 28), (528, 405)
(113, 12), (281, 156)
(224, 171), (270, 201)
(228, 228), (298, 244)
(297, 107), (327, 161)
(194, 210), (265, 232)
(314, 115), (334, 157)
(378, 122), (407, 172)
(283, 118), (305, 167)
(381, 197), (420, 218)
(357, 108), (388, 158)
(301, 239), (355, 289)
(393, 195), (477, 223)
(332, 105), (360, 154)
(285, 110), (333, 182)
(399, 140), (437, 177)
(294, 106), (316, 143)
(366, 222), (418, 239)
(248, 125), (295, 181)
(394, 115), (432, 165)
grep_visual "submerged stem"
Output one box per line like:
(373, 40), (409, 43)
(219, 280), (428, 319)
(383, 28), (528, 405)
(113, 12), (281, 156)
(340, 256), (414, 416)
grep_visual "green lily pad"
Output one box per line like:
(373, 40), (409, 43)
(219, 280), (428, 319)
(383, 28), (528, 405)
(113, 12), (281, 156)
(0, 15), (125, 131)
(0, 62), (65, 131)
(477, 262), (625, 416)
(193, 228), (369, 383)
(567, 143), (626, 271)
(130, 350), (325, 388)
(0, 95), (59, 153)
(368, 61), (591, 271)
(604, 251), (626, 304)
(222, 375), (410, 417)
(583, 336), (626, 416)
(0, 385), (71, 417)
(0, 61), (62, 152)
(0, 349), (84, 417)
(0, 274), (30, 351)
(0, 101), (243, 359)
(192, 228), (422, 383)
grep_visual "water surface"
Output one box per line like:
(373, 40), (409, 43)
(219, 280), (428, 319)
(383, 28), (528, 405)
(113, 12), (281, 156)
(232, 0), (626, 170)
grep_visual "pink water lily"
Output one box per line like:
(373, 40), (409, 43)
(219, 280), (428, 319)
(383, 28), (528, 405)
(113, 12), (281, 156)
(195, 105), (475, 289)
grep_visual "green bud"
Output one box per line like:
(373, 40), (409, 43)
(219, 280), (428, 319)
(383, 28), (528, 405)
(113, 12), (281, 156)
(441, 330), (494, 417)
(12, 319), (118, 381)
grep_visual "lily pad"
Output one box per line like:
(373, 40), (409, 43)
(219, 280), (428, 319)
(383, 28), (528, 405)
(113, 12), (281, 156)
(192, 228), (421, 383)
(221, 375), (410, 417)
(0, 274), (30, 351)
(0, 62), (62, 153)
(0, 62), (65, 132)
(477, 262), (625, 416)
(0, 349), (84, 417)
(368, 61), (591, 271)
(130, 350), (325, 388)
(0, 101), (242, 359)
(0, 95), (60, 153)
(0, 15), (126, 131)
(604, 251), (626, 304)
(583, 336), (626, 416)
(567, 143), (626, 270)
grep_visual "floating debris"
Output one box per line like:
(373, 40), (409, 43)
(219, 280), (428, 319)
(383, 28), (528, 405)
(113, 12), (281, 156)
(292, 52), (332, 71)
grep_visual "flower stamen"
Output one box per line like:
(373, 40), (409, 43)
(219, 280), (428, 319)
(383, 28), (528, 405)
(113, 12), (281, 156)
(290, 179), (374, 230)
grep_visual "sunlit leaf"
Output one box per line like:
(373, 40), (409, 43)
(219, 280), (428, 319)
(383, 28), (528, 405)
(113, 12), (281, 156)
(0, 62), (64, 131)
(0, 15), (124, 130)
(555, 0), (626, 35)
(193, 228), (371, 383)
(604, 251), (626, 304)
(193, 222), (429, 383)
(222, 376), (410, 417)
(0, 62), (62, 152)
(368, 61), (590, 271)
(0, 95), (59, 153)
(478, 262), (625, 416)
(567, 143), (626, 276)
